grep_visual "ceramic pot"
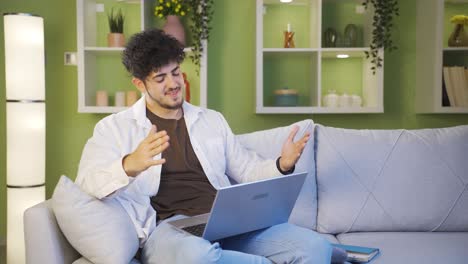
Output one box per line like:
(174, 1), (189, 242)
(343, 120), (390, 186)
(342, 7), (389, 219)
(351, 94), (362, 107)
(323, 90), (338, 107)
(163, 15), (186, 46)
(107, 33), (125, 47)
(344, 24), (358, 47)
(448, 24), (468, 47)
(274, 87), (298, 106)
(338, 93), (352, 108)
(324, 28), (337, 47)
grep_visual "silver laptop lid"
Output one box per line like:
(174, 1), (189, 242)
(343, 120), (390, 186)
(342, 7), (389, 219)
(203, 171), (307, 241)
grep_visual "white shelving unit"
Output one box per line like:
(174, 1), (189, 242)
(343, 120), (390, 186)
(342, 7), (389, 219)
(256, 0), (383, 114)
(77, 0), (207, 113)
(416, 0), (468, 113)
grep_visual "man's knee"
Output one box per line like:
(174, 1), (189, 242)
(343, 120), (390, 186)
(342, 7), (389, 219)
(276, 225), (332, 263)
(142, 223), (221, 264)
(175, 237), (222, 264)
(296, 232), (332, 263)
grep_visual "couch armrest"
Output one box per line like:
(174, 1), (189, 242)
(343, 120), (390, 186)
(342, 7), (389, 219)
(24, 200), (80, 264)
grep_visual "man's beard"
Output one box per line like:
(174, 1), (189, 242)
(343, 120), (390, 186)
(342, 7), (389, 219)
(146, 86), (183, 110)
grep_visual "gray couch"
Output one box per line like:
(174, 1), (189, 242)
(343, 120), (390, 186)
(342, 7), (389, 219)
(24, 120), (468, 263)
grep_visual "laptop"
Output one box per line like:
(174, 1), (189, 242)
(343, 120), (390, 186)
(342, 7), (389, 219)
(167, 171), (307, 241)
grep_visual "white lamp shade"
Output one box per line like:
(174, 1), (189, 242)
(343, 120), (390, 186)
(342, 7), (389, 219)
(7, 187), (46, 264)
(6, 102), (45, 186)
(4, 13), (46, 264)
(4, 14), (45, 101)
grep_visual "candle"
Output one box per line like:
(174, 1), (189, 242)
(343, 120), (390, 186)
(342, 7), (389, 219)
(114, 91), (126, 107)
(126, 91), (139, 106)
(287, 23), (291, 32)
(96, 90), (108, 106)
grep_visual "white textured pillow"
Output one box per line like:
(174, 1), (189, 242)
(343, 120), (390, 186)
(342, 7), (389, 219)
(315, 125), (468, 233)
(236, 119), (317, 230)
(51, 176), (139, 264)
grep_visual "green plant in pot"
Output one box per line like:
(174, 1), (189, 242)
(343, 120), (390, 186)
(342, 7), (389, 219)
(155, 0), (190, 46)
(154, 0), (214, 74)
(362, 0), (399, 74)
(448, 15), (468, 47)
(107, 7), (125, 47)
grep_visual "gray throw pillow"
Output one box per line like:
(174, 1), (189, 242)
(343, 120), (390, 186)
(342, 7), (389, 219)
(52, 176), (139, 264)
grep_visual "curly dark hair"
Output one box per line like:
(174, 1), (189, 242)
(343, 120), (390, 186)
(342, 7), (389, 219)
(122, 29), (185, 81)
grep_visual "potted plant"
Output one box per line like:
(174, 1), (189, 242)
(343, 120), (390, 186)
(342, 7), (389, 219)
(155, 0), (189, 46)
(155, 0), (214, 72)
(362, 0), (399, 74)
(107, 8), (125, 47)
(448, 14), (468, 47)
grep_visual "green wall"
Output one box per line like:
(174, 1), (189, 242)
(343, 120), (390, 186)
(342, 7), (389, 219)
(209, 0), (467, 130)
(0, 0), (467, 242)
(0, 0), (106, 241)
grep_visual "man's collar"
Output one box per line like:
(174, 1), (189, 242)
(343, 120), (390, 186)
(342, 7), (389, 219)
(126, 95), (203, 129)
(131, 95), (152, 128)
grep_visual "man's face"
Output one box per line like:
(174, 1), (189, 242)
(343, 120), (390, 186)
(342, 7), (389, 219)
(143, 61), (184, 110)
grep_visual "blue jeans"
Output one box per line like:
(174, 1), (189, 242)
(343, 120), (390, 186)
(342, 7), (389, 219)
(141, 216), (332, 264)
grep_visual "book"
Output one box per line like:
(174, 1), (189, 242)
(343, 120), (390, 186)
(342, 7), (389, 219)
(443, 67), (456, 106)
(332, 243), (380, 263)
(442, 70), (451, 106)
(452, 66), (467, 107)
(465, 68), (468, 106)
(461, 67), (468, 107)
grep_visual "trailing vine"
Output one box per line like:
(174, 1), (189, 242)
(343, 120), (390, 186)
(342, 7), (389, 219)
(187, 0), (214, 74)
(362, 0), (399, 74)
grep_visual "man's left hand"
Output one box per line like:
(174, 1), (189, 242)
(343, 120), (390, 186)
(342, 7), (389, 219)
(279, 125), (310, 172)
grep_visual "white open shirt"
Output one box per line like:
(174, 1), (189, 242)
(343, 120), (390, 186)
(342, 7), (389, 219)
(76, 96), (279, 245)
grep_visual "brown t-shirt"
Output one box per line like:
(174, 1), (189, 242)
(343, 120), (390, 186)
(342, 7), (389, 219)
(146, 108), (217, 221)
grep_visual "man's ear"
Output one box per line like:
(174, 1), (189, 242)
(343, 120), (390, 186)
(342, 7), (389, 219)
(132, 77), (146, 94)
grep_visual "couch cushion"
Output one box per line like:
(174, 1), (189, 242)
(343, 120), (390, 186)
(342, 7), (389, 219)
(337, 232), (468, 264)
(319, 233), (339, 244)
(51, 176), (139, 264)
(236, 119), (317, 230)
(315, 125), (468, 233)
(24, 200), (81, 264)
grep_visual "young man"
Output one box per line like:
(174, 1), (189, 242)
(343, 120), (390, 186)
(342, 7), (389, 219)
(76, 29), (332, 263)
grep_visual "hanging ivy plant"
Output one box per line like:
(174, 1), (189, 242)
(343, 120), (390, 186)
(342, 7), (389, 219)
(187, 0), (214, 74)
(362, 0), (399, 74)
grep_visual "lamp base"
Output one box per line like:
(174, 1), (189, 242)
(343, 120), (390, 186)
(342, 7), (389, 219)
(7, 186), (45, 264)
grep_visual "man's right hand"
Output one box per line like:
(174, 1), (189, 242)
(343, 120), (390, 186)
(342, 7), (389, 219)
(123, 125), (169, 177)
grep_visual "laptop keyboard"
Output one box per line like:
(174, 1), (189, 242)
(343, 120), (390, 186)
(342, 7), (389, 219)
(182, 223), (206, 237)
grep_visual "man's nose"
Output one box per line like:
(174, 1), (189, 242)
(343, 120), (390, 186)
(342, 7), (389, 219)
(166, 75), (178, 88)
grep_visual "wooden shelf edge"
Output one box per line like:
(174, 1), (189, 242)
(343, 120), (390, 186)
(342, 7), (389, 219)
(256, 106), (383, 114)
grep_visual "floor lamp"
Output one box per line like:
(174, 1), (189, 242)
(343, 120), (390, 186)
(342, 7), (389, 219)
(3, 13), (45, 264)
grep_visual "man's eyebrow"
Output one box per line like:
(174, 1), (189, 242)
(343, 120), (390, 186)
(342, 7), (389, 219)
(154, 72), (167, 78)
(171, 66), (180, 73)
(154, 66), (179, 78)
